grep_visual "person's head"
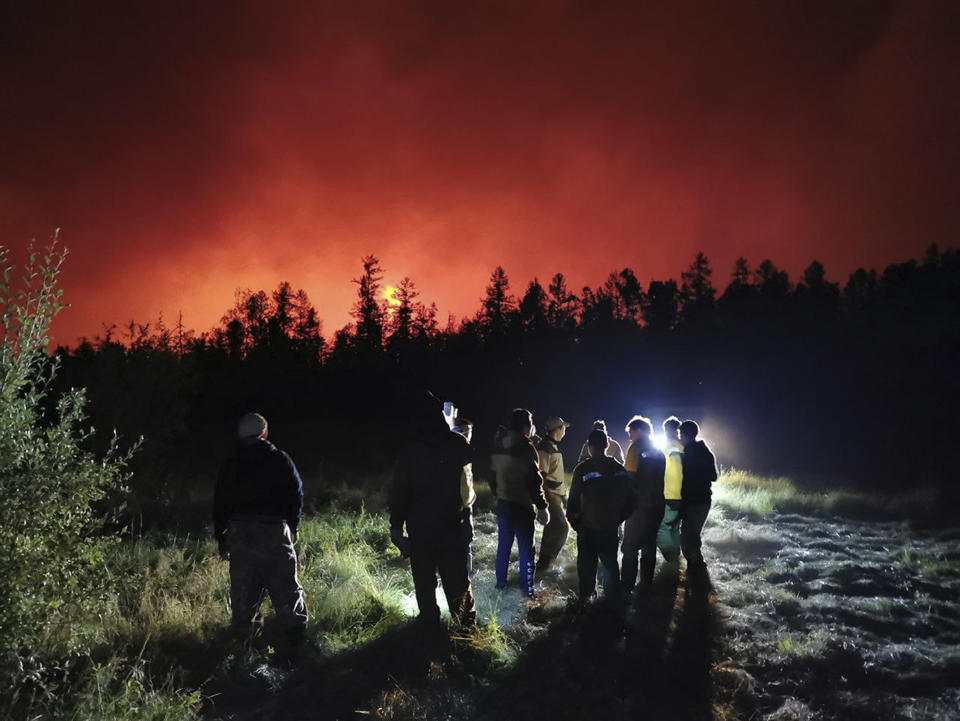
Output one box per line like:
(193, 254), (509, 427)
(679, 419), (700, 447)
(663, 416), (681, 441)
(592, 419), (607, 433)
(543, 415), (571, 441)
(587, 428), (609, 458)
(453, 416), (474, 443)
(237, 412), (268, 443)
(625, 415), (653, 443)
(509, 408), (534, 438)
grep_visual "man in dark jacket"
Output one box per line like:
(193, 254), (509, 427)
(567, 429), (635, 608)
(389, 395), (476, 627)
(679, 420), (718, 572)
(213, 412), (307, 642)
(490, 408), (549, 598)
(620, 415), (667, 592)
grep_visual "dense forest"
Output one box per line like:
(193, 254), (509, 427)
(53, 246), (960, 529)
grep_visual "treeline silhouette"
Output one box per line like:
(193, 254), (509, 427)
(53, 247), (960, 529)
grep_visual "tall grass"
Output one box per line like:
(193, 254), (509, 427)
(713, 468), (939, 521)
(5, 508), (418, 720)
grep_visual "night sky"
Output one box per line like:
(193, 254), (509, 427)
(2, 1), (958, 343)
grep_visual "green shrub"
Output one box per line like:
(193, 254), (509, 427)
(0, 242), (138, 713)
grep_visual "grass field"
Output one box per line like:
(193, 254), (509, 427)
(5, 470), (958, 720)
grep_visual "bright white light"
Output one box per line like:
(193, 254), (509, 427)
(652, 434), (666, 451)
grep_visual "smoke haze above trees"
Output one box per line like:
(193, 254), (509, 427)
(2, 2), (958, 344)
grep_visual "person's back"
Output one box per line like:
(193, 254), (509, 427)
(390, 427), (471, 536)
(568, 455), (634, 532)
(490, 409), (548, 597)
(679, 421), (719, 574)
(680, 439), (718, 503)
(215, 440), (302, 533)
(491, 427), (546, 510)
(213, 413), (307, 644)
(567, 429), (632, 607)
(389, 397), (476, 626)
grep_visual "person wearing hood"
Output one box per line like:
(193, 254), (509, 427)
(389, 394), (476, 627)
(535, 415), (572, 574)
(490, 408), (549, 598)
(213, 412), (307, 643)
(620, 415), (666, 592)
(679, 420), (718, 573)
(577, 420), (625, 465)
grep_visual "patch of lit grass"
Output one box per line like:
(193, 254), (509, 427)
(713, 469), (937, 521)
(776, 629), (830, 658)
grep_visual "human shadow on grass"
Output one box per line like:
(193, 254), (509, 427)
(202, 619), (485, 721)
(200, 568), (721, 720)
(472, 567), (721, 721)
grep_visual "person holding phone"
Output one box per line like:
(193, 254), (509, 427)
(389, 393), (476, 627)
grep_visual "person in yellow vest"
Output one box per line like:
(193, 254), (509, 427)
(535, 415), (572, 573)
(656, 416), (684, 568)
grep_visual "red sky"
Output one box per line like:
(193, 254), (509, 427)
(2, 1), (958, 344)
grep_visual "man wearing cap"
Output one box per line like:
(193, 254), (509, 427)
(535, 414), (572, 574)
(578, 420), (625, 465)
(213, 412), (307, 643)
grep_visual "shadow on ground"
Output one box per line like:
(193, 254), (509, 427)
(202, 568), (723, 721)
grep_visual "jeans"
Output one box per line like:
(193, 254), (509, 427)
(576, 526), (621, 602)
(495, 499), (536, 597)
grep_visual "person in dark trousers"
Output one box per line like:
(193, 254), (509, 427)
(679, 419), (718, 572)
(535, 415), (572, 574)
(389, 394), (477, 627)
(490, 408), (549, 598)
(452, 414), (477, 577)
(620, 415), (667, 593)
(577, 420), (625, 464)
(213, 412), (307, 643)
(567, 429), (635, 609)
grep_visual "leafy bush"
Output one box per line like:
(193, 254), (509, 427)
(0, 242), (136, 709)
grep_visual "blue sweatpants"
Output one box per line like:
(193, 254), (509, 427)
(495, 500), (536, 597)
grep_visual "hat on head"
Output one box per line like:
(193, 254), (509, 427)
(237, 412), (268, 440)
(543, 415), (571, 433)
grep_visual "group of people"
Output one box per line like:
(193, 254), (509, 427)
(482, 409), (718, 612)
(211, 399), (718, 642)
(387, 397), (719, 626)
